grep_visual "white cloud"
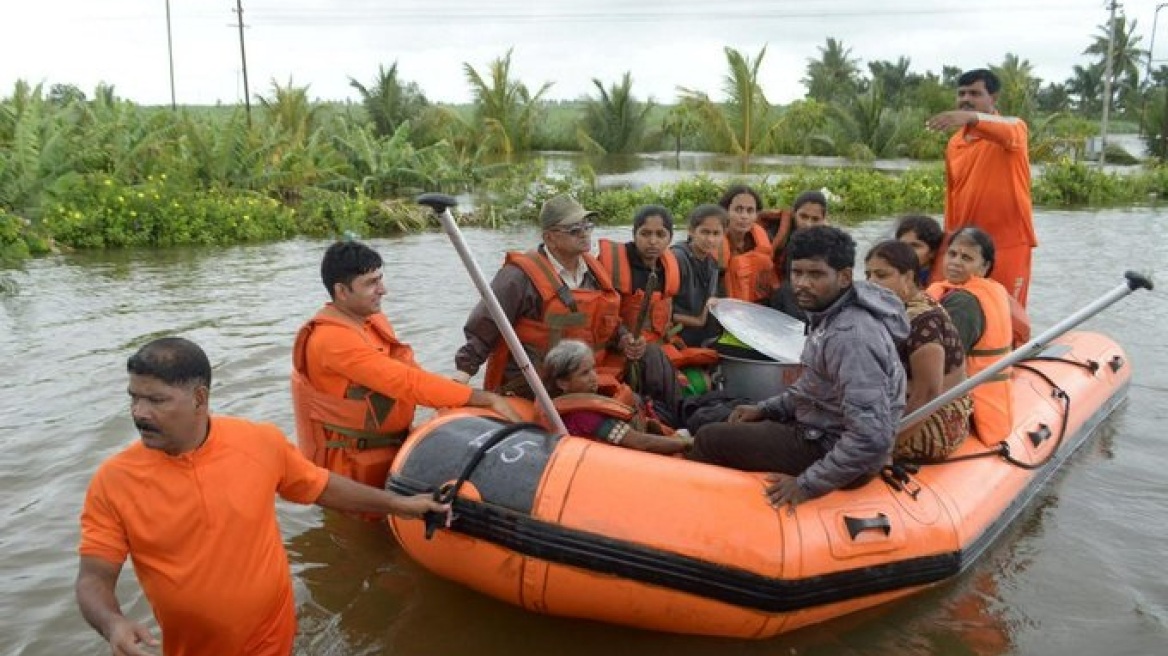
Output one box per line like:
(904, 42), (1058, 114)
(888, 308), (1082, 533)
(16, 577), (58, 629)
(2, 0), (1161, 106)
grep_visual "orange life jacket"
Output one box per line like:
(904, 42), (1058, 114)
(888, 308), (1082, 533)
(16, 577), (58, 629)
(290, 309), (415, 489)
(595, 239), (681, 342)
(723, 224), (778, 302)
(926, 277), (1014, 445)
(758, 209), (794, 284)
(538, 384), (672, 436)
(484, 250), (624, 393)
(597, 239), (722, 371)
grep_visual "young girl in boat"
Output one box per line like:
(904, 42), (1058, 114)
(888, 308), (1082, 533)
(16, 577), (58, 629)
(895, 214), (946, 288)
(865, 240), (971, 461)
(540, 339), (691, 455)
(670, 204), (727, 347)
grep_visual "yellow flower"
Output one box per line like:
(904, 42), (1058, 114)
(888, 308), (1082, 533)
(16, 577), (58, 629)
(137, 192), (145, 199)
(117, 196), (125, 203)
(160, 173), (167, 180)
(72, 211), (82, 219)
(103, 179), (112, 186)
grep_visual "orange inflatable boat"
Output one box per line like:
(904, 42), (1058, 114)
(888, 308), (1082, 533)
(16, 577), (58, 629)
(386, 331), (1130, 638)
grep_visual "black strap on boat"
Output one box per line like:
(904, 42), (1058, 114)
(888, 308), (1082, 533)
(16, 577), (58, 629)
(896, 358), (1072, 472)
(423, 422), (547, 539)
(998, 363), (1071, 471)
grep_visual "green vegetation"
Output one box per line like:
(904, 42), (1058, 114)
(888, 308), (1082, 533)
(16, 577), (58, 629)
(4, 10), (1168, 262)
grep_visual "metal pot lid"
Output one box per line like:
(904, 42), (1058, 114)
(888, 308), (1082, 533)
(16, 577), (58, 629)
(709, 298), (805, 363)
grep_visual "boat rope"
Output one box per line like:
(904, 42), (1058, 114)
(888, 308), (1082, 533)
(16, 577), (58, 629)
(422, 422), (547, 539)
(891, 358), (1075, 479)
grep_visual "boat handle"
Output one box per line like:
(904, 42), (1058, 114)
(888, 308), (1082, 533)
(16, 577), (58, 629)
(1028, 424), (1052, 448)
(844, 513), (892, 540)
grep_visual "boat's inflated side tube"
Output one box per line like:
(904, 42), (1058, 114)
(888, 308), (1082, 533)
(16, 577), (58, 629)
(390, 414), (558, 515)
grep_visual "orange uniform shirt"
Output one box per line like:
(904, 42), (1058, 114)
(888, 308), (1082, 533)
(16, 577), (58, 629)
(304, 308), (472, 411)
(944, 116), (1038, 250)
(79, 417), (330, 656)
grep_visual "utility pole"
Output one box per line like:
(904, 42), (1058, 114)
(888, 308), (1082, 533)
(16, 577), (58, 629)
(165, 0), (176, 110)
(1099, 0), (1120, 168)
(234, 0), (252, 126)
(1139, 4), (1168, 137)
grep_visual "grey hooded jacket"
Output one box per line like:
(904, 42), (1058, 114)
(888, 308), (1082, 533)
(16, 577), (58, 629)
(758, 281), (909, 497)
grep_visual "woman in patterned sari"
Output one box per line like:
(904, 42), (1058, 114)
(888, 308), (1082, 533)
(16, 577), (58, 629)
(865, 240), (971, 461)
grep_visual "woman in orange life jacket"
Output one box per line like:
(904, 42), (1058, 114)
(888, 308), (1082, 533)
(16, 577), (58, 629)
(596, 205), (678, 345)
(718, 185), (778, 303)
(865, 239), (971, 461)
(770, 190), (830, 324)
(669, 204), (727, 347)
(895, 214), (946, 289)
(925, 227), (1016, 443)
(541, 339), (691, 455)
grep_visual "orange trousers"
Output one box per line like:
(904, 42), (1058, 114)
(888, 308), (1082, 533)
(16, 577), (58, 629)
(990, 244), (1032, 308)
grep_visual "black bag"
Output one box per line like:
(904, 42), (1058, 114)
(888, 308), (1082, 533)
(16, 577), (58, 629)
(678, 390), (755, 435)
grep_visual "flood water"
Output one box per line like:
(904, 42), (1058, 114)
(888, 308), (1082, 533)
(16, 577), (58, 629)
(1, 208), (1166, 655)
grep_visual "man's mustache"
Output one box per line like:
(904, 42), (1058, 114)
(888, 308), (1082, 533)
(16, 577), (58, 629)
(135, 420), (161, 433)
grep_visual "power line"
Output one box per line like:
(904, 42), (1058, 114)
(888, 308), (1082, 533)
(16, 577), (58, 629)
(244, 5), (1099, 26)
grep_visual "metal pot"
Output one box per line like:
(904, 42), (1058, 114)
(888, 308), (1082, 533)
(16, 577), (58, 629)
(717, 351), (802, 402)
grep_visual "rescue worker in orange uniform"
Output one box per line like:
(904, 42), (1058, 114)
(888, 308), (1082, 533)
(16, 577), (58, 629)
(927, 68), (1037, 307)
(292, 241), (519, 490)
(454, 194), (682, 417)
(77, 337), (448, 656)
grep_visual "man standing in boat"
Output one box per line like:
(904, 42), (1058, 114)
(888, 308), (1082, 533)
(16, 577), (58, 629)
(76, 337), (449, 655)
(292, 241), (519, 490)
(927, 68), (1037, 307)
(688, 226), (908, 508)
(453, 194), (682, 412)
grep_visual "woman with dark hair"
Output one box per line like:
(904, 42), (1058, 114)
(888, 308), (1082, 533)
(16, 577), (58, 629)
(596, 205), (679, 347)
(926, 227), (1015, 443)
(865, 240), (970, 461)
(895, 214), (946, 287)
(670, 204), (726, 347)
(541, 340), (690, 455)
(718, 185), (776, 303)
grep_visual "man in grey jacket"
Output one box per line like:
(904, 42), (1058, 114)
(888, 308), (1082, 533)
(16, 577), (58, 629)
(689, 225), (908, 509)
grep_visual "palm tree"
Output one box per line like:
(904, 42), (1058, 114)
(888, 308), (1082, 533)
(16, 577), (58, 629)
(348, 63), (429, 138)
(867, 57), (914, 107)
(678, 45), (772, 167)
(1036, 82), (1071, 114)
(1083, 15), (1145, 113)
(803, 38), (861, 103)
(463, 49), (552, 157)
(578, 72), (653, 154)
(991, 53), (1041, 120)
(1067, 63), (1105, 115)
(825, 81), (914, 159)
(660, 103), (701, 157)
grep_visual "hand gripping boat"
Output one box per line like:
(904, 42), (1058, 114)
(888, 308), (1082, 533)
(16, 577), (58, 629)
(396, 196), (1152, 637)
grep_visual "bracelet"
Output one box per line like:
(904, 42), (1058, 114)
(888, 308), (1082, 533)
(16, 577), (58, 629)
(606, 422), (630, 446)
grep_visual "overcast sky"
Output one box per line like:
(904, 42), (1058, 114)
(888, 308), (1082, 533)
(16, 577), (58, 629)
(2, 1), (1164, 106)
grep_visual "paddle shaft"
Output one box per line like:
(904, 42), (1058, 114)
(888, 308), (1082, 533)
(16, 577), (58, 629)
(898, 271), (1152, 430)
(433, 207), (569, 438)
